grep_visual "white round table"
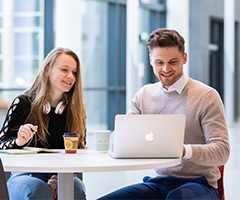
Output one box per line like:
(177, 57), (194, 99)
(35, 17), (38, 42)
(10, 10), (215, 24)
(0, 149), (181, 200)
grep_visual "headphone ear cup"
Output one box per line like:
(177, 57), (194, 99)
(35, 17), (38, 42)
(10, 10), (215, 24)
(43, 101), (51, 114)
(55, 101), (66, 115)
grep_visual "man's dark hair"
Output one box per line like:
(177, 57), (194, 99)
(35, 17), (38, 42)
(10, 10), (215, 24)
(147, 28), (185, 55)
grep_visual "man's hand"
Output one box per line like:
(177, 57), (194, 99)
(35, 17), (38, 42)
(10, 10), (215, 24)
(16, 124), (38, 146)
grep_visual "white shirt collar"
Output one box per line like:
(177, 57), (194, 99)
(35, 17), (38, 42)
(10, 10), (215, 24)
(160, 73), (188, 94)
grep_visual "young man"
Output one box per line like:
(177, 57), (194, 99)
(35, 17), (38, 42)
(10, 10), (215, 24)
(98, 28), (230, 199)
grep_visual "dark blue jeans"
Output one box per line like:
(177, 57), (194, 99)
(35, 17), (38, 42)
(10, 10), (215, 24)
(98, 176), (219, 200)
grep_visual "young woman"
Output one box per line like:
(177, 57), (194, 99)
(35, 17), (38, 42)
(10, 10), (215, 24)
(0, 47), (87, 200)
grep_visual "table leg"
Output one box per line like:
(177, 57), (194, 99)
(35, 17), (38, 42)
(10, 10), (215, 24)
(58, 173), (74, 200)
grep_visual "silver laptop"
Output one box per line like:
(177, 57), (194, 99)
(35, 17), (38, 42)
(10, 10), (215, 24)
(109, 114), (186, 159)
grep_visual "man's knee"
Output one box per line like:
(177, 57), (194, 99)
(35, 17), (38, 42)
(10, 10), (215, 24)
(166, 183), (210, 200)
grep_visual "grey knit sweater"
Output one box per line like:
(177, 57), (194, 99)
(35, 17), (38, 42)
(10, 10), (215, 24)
(127, 78), (230, 188)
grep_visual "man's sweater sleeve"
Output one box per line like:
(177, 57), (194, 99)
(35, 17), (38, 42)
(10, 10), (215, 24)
(189, 89), (230, 166)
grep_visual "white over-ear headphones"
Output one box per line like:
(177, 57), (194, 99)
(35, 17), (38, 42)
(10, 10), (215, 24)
(43, 93), (68, 115)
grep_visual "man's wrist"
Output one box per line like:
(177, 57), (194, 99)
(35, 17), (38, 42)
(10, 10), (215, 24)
(183, 144), (192, 160)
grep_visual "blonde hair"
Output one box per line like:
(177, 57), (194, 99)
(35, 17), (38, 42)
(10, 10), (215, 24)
(24, 47), (86, 149)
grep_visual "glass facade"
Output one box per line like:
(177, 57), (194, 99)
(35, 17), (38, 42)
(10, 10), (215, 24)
(0, 60), (2, 82)
(13, 0), (44, 88)
(81, 0), (127, 131)
(140, 0), (162, 3)
(0, 0), (2, 83)
(14, 0), (40, 12)
(81, 0), (109, 131)
(80, 0), (166, 131)
(81, 1), (108, 89)
(0, 0), (166, 132)
(139, 1), (166, 87)
(0, 0), (44, 115)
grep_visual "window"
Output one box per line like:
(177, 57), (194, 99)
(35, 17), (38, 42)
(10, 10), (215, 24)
(0, 0), (2, 83)
(140, 0), (164, 3)
(0, 0), (44, 114)
(139, 0), (166, 85)
(209, 19), (224, 101)
(81, 0), (166, 131)
(13, 0), (44, 88)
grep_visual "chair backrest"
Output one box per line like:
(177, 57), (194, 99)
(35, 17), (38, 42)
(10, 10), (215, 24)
(0, 158), (10, 200)
(217, 165), (225, 200)
(75, 172), (83, 180)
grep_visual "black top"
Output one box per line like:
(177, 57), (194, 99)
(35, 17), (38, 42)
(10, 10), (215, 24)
(0, 94), (85, 149)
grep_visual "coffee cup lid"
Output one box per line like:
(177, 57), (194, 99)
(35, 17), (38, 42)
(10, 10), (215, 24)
(63, 132), (79, 137)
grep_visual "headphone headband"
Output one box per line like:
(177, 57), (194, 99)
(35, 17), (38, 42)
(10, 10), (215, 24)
(43, 93), (68, 115)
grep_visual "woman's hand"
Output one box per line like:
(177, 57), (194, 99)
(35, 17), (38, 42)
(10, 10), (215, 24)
(16, 124), (38, 146)
(48, 175), (58, 200)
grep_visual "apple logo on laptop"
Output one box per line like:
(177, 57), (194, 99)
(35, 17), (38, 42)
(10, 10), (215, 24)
(145, 132), (154, 141)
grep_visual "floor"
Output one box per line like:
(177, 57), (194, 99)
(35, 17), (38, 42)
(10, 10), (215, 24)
(84, 120), (240, 200)
(223, 121), (240, 200)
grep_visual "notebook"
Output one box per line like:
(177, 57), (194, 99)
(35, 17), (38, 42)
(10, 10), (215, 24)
(109, 114), (186, 159)
(0, 158), (10, 200)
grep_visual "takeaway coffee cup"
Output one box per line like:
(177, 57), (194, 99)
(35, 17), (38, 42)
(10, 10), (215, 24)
(93, 130), (111, 152)
(63, 132), (79, 154)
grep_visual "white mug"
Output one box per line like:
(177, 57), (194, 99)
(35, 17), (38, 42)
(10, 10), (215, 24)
(93, 130), (111, 151)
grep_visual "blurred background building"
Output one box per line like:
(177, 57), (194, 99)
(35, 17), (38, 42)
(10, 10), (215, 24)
(0, 0), (239, 132)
